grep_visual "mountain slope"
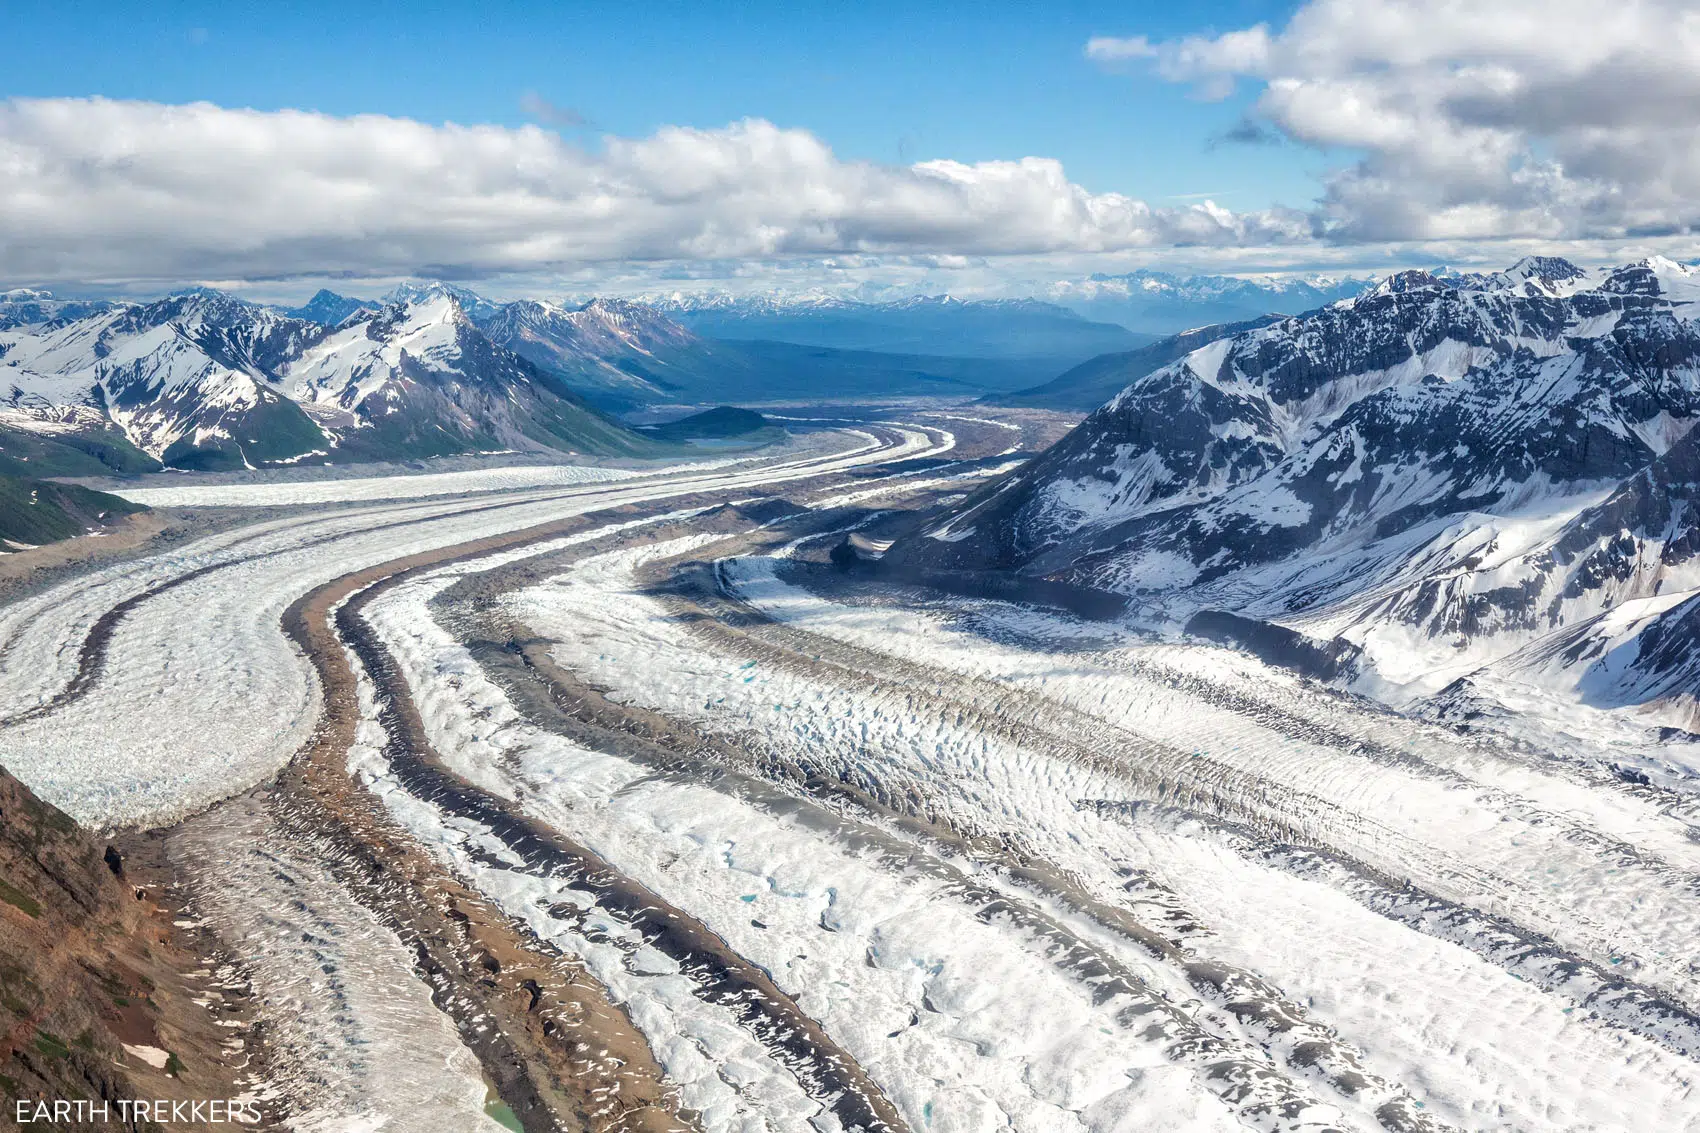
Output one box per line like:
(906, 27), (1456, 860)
(283, 289), (376, 327)
(484, 297), (708, 404)
(0, 290), (331, 470)
(0, 288), (660, 469)
(887, 256), (1700, 727)
(283, 291), (661, 458)
(0, 475), (144, 549)
(988, 316), (1282, 410)
(0, 407), (160, 477)
(0, 765), (257, 1124)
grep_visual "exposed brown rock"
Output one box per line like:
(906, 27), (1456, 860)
(0, 768), (266, 1132)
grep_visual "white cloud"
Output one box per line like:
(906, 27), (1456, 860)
(0, 97), (1311, 285)
(1084, 35), (1156, 64)
(1089, 28), (1271, 99)
(1103, 0), (1700, 242)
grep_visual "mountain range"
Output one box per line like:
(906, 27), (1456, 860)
(283, 289), (1086, 410)
(0, 289), (119, 331)
(0, 272), (1392, 473)
(0, 281), (1107, 474)
(0, 287), (659, 472)
(886, 255), (1700, 734)
(1042, 269), (1370, 335)
(646, 292), (1150, 362)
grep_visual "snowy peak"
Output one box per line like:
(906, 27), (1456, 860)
(1501, 255), (1586, 287)
(1369, 269), (1449, 296)
(383, 281), (503, 324)
(0, 291), (330, 468)
(286, 292), (483, 409)
(889, 255), (1700, 728)
(0, 287), (650, 469)
(284, 289), (377, 328)
(1593, 257), (1700, 310)
(275, 289), (653, 460)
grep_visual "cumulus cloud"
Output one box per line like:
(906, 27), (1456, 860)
(0, 97), (1312, 284)
(1098, 0), (1700, 242)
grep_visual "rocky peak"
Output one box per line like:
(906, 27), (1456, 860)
(1369, 269), (1451, 296)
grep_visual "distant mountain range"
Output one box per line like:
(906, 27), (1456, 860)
(1042, 269), (1371, 335)
(887, 256), (1700, 733)
(0, 270), (1389, 441)
(988, 316), (1283, 411)
(645, 293), (1150, 361)
(0, 289), (119, 331)
(0, 268), (1461, 478)
(0, 282), (1098, 472)
(282, 289), (1082, 410)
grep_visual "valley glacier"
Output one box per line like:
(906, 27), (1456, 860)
(3, 259), (1700, 1131)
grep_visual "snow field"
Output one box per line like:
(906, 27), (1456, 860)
(497, 538), (1700, 1131)
(0, 423), (952, 827)
(112, 461), (647, 508)
(358, 564), (1310, 1132)
(724, 559), (1700, 1012)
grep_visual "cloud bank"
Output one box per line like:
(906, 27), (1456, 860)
(11, 6), (1698, 291)
(1095, 0), (1700, 242)
(0, 97), (1310, 284)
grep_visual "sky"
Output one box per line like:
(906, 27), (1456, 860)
(5, 0), (1700, 300)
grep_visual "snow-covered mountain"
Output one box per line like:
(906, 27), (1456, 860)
(0, 287), (654, 470)
(888, 256), (1700, 732)
(989, 315), (1283, 411)
(385, 281), (504, 324)
(1045, 269), (1371, 335)
(0, 289), (120, 331)
(285, 288), (650, 459)
(283, 289), (377, 328)
(483, 297), (705, 402)
(0, 290), (329, 469)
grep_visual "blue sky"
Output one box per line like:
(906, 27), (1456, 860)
(4, 1), (1696, 296)
(5, 0), (1318, 210)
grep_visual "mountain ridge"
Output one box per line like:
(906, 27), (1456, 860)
(0, 289), (659, 470)
(885, 255), (1700, 733)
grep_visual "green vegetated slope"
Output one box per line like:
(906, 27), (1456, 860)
(0, 475), (145, 549)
